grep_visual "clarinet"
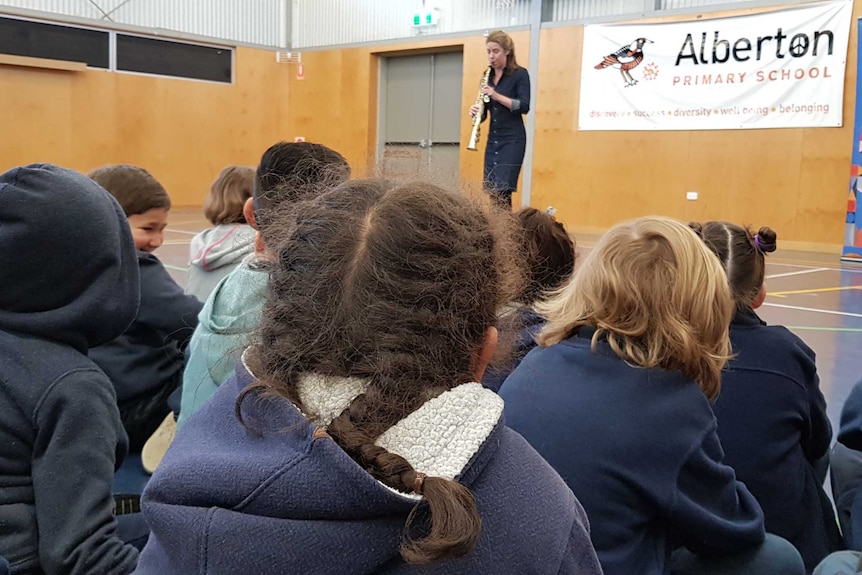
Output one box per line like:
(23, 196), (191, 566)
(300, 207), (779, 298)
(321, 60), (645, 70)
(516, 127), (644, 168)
(466, 67), (492, 151)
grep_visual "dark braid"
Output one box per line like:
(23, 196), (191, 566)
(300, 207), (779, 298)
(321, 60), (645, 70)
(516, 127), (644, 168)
(327, 392), (482, 564)
(239, 179), (518, 564)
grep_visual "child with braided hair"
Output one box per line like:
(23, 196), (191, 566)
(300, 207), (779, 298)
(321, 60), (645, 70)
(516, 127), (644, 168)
(134, 179), (603, 574)
(691, 221), (840, 573)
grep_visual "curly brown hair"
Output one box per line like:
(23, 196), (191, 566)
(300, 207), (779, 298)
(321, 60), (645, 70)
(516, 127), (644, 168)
(514, 207), (575, 303)
(240, 179), (519, 563)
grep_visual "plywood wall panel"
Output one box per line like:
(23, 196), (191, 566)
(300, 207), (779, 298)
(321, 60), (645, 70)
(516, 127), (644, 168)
(0, 46), (292, 206)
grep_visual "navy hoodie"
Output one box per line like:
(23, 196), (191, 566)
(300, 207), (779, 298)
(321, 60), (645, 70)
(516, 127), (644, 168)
(89, 251), (201, 403)
(711, 309), (840, 572)
(135, 365), (604, 574)
(500, 328), (765, 575)
(0, 164), (140, 574)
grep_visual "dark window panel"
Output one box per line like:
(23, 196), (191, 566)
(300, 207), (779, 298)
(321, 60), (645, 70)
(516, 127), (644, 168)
(0, 17), (109, 68)
(116, 34), (232, 83)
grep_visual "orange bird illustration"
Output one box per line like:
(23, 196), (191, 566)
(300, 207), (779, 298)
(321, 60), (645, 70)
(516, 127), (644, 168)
(595, 38), (653, 87)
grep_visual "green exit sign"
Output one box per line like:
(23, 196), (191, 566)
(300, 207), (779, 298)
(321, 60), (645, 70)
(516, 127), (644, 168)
(411, 11), (438, 27)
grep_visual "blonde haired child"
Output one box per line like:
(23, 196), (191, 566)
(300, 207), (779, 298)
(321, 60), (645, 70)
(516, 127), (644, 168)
(501, 216), (804, 575)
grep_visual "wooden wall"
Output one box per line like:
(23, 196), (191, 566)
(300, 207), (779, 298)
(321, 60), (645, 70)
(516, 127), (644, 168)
(1, 3), (858, 248)
(532, 3), (862, 250)
(0, 46), (292, 206)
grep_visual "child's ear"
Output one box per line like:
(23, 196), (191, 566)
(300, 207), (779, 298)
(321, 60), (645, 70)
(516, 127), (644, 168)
(243, 198), (257, 230)
(752, 283), (767, 309)
(472, 326), (499, 382)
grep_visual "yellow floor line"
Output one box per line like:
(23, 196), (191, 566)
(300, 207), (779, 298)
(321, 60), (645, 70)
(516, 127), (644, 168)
(770, 285), (862, 298)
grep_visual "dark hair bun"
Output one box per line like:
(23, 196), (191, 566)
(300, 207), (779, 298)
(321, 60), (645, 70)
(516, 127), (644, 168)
(755, 227), (777, 253)
(688, 222), (704, 239)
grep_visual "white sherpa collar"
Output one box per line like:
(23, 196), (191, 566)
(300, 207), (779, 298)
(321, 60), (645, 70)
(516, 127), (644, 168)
(297, 374), (503, 486)
(240, 351), (504, 495)
(375, 383), (503, 482)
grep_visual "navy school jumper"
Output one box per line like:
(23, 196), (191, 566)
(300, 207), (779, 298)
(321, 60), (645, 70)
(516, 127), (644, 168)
(89, 251), (202, 404)
(711, 309), (840, 572)
(500, 327), (765, 575)
(136, 364), (604, 574)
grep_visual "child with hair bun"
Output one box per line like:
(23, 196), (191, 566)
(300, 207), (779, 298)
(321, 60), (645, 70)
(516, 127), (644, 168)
(501, 216), (805, 575)
(692, 221), (840, 573)
(135, 179), (603, 574)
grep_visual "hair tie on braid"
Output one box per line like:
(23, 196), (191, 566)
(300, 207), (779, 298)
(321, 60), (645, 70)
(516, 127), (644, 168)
(413, 472), (427, 495)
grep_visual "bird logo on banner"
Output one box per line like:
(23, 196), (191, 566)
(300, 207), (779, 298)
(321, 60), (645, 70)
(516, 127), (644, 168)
(595, 38), (653, 87)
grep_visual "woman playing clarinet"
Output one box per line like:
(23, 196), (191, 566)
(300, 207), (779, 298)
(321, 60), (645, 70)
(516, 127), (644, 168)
(469, 30), (531, 211)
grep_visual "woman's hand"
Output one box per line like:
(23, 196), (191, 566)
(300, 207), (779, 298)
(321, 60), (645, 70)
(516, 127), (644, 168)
(469, 104), (482, 118)
(481, 86), (498, 100)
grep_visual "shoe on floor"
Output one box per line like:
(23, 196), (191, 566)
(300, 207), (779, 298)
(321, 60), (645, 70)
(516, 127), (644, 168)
(141, 412), (176, 475)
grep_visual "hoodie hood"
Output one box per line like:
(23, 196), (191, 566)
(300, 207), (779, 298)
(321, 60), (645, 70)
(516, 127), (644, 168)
(0, 164), (139, 351)
(189, 224), (255, 272)
(199, 258), (268, 337)
(175, 260), (268, 431)
(138, 367), (508, 573)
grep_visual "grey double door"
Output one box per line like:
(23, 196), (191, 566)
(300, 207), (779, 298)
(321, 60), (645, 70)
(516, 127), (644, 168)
(380, 52), (463, 191)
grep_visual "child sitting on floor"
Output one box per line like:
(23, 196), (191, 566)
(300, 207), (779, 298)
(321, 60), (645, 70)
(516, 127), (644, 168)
(135, 179), (603, 574)
(186, 165), (256, 302)
(88, 164), (202, 452)
(692, 221), (840, 573)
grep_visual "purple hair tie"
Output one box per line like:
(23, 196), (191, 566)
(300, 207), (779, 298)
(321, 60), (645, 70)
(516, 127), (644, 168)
(753, 234), (774, 254)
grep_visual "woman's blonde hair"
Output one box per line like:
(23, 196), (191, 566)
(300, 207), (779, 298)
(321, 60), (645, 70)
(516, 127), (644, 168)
(536, 216), (733, 399)
(203, 166), (255, 226)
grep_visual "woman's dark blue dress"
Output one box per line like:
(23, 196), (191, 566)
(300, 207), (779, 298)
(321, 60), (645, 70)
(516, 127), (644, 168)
(483, 66), (530, 205)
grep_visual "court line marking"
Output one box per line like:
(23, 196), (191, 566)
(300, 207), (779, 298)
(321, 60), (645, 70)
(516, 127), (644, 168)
(164, 229), (197, 236)
(167, 220), (205, 226)
(785, 326), (862, 333)
(762, 302), (862, 319)
(766, 267), (829, 279)
(162, 240), (191, 245)
(767, 261), (862, 274)
(163, 264), (189, 273)
(770, 286), (862, 298)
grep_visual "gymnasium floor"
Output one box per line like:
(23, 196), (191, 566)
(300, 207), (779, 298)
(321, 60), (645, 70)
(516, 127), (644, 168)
(159, 208), (862, 429)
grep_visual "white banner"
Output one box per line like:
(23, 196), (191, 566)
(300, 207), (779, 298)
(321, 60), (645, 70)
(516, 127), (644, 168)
(578, 0), (852, 131)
